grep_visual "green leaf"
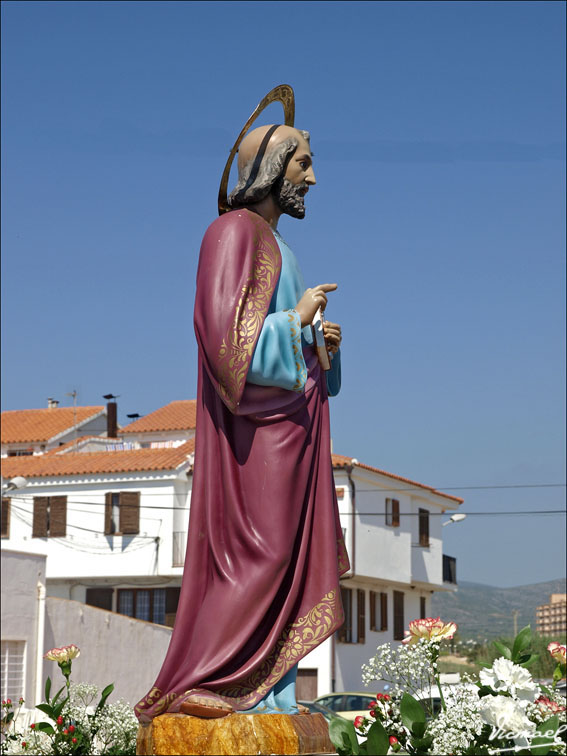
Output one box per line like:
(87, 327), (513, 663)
(511, 625), (531, 661)
(519, 653), (538, 668)
(400, 692), (426, 738)
(35, 722), (55, 735)
(329, 717), (360, 755)
(539, 684), (552, 697)
(44, 676), (52, 702)
(50, 686), (66, 706)
(530, 714), (559, 756)
(553, 664), (564, 682)
(35, 703), (55, 717)
(365, 719), (390, 755)
(95, 682), (115, 713)
(493, 641), (512, 659)
(477, 661), (492, 668)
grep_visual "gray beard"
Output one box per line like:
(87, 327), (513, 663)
(272, 178), (307, 219)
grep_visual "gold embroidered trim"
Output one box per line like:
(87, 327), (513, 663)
(217, 213), (281, 409)
(284, 309), (307, 392)
(135, 587), (343, 716)
(215, 588), (341, 705)
(337, 537), (350, 575)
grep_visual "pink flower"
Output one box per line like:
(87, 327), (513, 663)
(72, 738), (77, 744)
(44, 645), (80, 663)
(389, 736), (399, 745)
(353, 715), (365, 729)
(402, 617), (457, 644)
(535, 695), (566, 714)
(547, 642), (566, 665)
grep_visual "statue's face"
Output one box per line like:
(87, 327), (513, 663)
(273, 131), (316, 219)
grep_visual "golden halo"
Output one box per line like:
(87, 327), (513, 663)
(218, 84), (295, 215)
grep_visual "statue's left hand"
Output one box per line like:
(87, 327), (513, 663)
(323, 321), (342, 355)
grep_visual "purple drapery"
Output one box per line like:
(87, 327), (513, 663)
(135, 210), (349, 723)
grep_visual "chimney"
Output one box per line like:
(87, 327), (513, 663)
(47, 398), (60, 409)
(106, 401), (118, 438)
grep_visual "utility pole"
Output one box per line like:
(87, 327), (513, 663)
(66, 390), (78, 449)
(512, 609), (519, 637)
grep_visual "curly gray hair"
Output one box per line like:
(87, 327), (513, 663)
(228, 129), (310, 208)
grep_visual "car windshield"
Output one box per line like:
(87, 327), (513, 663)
(342, 695), (374, 710)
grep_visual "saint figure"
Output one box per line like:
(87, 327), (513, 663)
(135, 95), (349, 723)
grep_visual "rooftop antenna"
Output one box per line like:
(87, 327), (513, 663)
(66, 390), (78, 450)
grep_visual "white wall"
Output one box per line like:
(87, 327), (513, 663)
(43, 598), (172, 706)
(4, 472), (190, 580)
(1, 550), (46, 708)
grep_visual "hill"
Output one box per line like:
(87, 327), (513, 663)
(431, 577), (566, 641)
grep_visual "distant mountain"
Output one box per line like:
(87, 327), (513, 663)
(431, 577), (566, 641)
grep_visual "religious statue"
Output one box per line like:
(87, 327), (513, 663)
(135, 85), (349, 723)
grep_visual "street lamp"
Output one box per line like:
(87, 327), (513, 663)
(442, 512), (467, 527)
(2, 476), (28, 492)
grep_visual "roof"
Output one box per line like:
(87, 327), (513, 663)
(119, 400), (197, 434)
(0, 439), (195, 479)
(332, 454), (464, 504)
(1, 407), (105, 444)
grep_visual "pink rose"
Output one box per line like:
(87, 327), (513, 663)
(44, 644), (80, 663)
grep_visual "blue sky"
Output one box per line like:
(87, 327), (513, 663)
(1, 1), (565, 588)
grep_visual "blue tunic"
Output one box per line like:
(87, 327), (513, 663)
(247, 230), (341, 396)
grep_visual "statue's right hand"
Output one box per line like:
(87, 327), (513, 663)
(295, 283), (338, 328)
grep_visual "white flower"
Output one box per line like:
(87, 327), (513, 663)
(479, 657), (540, 703)
(480, 695), (536, 749)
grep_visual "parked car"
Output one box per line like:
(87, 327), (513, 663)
(297, 700), (347, 723)
(314, 692), (377, 721)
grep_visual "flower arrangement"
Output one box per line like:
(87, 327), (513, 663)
(329, 620), (567, 755)
(0, 645), (137, 755)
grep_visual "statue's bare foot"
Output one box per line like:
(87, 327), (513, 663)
(180, 694), (233, 719)
(297, 704), (310, 714)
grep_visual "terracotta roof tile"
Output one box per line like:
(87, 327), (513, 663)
(1, 407), (105, 444)
(120, 400), (197, 434)
(1, 440), (195, 479)
(332, 453), (464, 504)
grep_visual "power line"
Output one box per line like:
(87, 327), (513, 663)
(6, 499), (566, 516)
(3, 483), (565, 497)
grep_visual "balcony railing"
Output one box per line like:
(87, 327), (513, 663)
(172, 531), (186, 567)
(443, 554), (457, 584)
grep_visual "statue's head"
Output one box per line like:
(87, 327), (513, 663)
(228, 124), (316, 219)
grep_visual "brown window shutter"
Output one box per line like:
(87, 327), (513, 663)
(338, 586), (352, 643)
(120, 492), (140, 534)
(419, 508), (430, 546)
(392, 499), (400, 527)
(357, 589), (365, 643)
(380, 592), (388, 631)
(49, 497), (67, 537)
(369, 590), (377, 631)
(1, 498), (10, 538)
(104, 493), (112, 535)
(32, 497), (49, 538)
(393, 590), (405, 641)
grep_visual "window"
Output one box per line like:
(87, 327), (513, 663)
(104, 492), (140, 535)
(370, 591), (388, 631)
(86, 588), (113, 611)
(385, 498), (400, 527)
(7, 450), (33, 457)
(357, 589), (366, 644)
(420, 596), (427, 619)
(117, 588), (166, 625)
(338, 587), (365, 643)
(1, 498), (10, 538)
(419, 508), (430, 547)
(393, 590), (405, 641)
(1, 641), (25, 701)
(32, 497), (67, 538)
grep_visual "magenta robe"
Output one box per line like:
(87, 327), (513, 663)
(135, 209), (349, 723)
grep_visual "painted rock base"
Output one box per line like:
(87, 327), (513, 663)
(136, 712), (335, 755)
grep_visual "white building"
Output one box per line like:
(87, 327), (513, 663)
(1, 398), (461, 704)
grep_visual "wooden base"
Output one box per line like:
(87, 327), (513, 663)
(136, 712), (335, 755)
